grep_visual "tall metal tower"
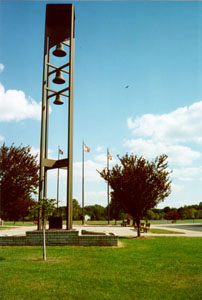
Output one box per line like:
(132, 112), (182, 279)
(38, 4), (75, 230)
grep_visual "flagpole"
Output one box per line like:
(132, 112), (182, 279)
(56, 146), (60, 210)
(107, 148), (110, 225)
(82, 140), (84, 225)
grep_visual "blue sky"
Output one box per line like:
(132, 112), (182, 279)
(1, 1), (202, 209)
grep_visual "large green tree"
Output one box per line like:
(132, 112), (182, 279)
(108, 199), (125, 224)
(0, 144), (39, 220)
(84, 205), (107, 221)
(99, 153), (172, 236)
(72, 199), (82, 220)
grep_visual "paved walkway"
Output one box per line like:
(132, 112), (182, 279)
(74, 223), (202, 237)
(0, 223), (202, 237)
(0, 225), (37, 236)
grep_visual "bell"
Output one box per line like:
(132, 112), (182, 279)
(53, 43), (66, 57)
(53, 94), (64, 105)
(53, 70), (65, 84)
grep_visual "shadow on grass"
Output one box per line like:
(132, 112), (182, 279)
(0, 257), (5, 261)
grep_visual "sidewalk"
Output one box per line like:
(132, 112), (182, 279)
(0, 225), (37, 236)
(0, 223), (202, 237)
(74, 223), (202, 237)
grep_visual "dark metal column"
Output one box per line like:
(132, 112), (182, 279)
(66, 5), (75, 230)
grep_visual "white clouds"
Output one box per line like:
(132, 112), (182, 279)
(72, 190), (107, 207)
(0, 64), (4, 72)
(126, 100), (202, 168)
(128, 101), (202, 144)
(171, 183), (184, 193)
(94, 154), (107, 163)
(0, 83), (41, 122)
(84, 191), (107, 205)
(172, 166), (202, 181)
(0, 136), (4, 142)
(95, 146), (103, 152)
(30, 146), (40, 157)
(125, 99), (202, 185)
(124, 138), (201, 166)
(74, 159), (105, 183)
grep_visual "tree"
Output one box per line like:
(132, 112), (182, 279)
(29, 198), (56, 261)
(72, 199), (82, 220)
(177, 207), (187, 220)
(199, 202), (202, 210)
(166, 210), (179, 222)
(0, 144), (39, 221)
(84, 205), (106, 221)
(163, 206), (171, 214)
(99, 153), (172, 236)
(55, 199), (82, 221)
(57, 206), (66, 219)
(186, 208), (197, 219)
(109, 197), (125, 224)
(146, 209), (156, 221)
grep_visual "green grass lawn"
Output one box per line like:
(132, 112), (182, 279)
(0, 226), (15, 230)
(1, 237), (202, 300)
(149, 228), (184, 234)
(4, 221), (36, 226)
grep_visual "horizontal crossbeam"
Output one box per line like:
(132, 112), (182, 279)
(43, 158), (68, 170)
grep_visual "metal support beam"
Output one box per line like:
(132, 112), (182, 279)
(66, 4), (75, 230)
(38, 35), (47, 230)
(43, 158), (69, 170)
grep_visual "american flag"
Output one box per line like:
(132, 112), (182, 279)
(59, 148), (63, 155)
(84, 144), (90, 152)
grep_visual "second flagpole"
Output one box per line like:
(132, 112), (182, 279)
(82, 140), (85, 225)
(107, 148), (110, 224)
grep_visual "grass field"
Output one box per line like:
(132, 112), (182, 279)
(149, 228), (184, 234)
(3, 221), (36, 226)
(1, 237), (202, 300)
(0, 226), (15, 230)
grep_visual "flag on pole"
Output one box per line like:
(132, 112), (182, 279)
(108, 152), (112, 160)
(59, 149), (63, 155)
(84, 144), (90, 152)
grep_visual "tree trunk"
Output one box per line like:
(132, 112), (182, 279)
(42, 218), (46, 261)
(136, 219), (141, 237)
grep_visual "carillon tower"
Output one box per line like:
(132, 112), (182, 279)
(38, 4), (75, 230)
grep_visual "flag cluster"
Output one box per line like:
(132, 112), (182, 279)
(84, 143), (112, 160)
